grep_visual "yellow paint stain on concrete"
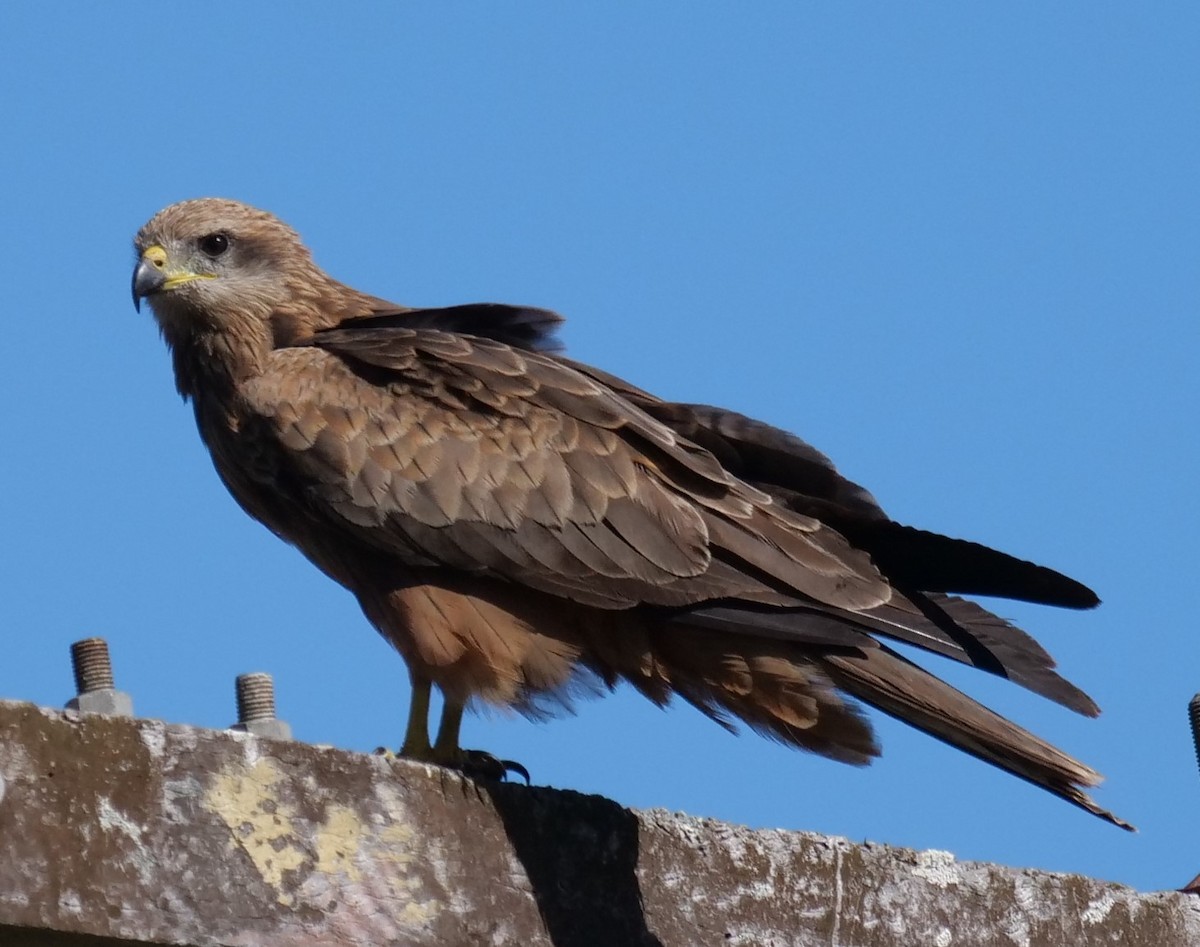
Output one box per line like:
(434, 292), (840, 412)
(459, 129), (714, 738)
(204, 758), (307, 904)
(202, 757), (441, 925)
(383, 823), (442, 923)
(400, 900), (439, 926)
(366, 788), (443, 926)
(312, 804), (369, 882)
(311, 804), (440, 923)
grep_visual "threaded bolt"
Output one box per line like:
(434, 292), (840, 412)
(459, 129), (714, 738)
(1189, 694), (1200, 775)
(71, 637), (115, 694)
(65, 636), (132, 717)
(236, 672), (277, 723)
(231, 672), (292, 740)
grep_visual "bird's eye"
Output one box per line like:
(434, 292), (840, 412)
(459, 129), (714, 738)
(198, 233), (230, 258)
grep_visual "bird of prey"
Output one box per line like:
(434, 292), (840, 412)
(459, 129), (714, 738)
(132, 198), (1129, 829)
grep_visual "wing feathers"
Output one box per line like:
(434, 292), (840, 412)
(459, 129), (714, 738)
(231, 316), (1116, 824)
(245, 337), (885, 613)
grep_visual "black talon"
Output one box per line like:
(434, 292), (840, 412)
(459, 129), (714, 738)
(379, 745), (530, 783)
(500, 758), (530, 784)
(459, 749), (531, 784)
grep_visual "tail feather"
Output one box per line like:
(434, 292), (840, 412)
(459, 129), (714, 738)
(856, 591), (1100, 717)
(589, 620), (1129, 828)
(504, 591), (1127, 829)
(818, 645), (1132, 830)
(683, 591), (1100, 717)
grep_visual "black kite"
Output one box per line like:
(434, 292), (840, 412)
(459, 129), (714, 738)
(132, 199), (1128, 829)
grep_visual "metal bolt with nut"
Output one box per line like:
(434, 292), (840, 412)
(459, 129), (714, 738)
(65, 637), (134, 717)
(230, 672), (292, 740)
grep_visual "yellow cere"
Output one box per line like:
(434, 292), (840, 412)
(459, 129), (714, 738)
(142, 244), (217, 290)
(141, 245), (168, 267)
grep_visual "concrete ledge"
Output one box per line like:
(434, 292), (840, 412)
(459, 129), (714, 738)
(0, 699), (1195, 946)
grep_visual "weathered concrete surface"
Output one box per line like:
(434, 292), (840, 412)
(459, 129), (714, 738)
(0, 699), (1196, 947)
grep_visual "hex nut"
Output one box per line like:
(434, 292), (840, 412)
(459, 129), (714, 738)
(230, 718), (293, 740)
(66, 689), (134, 717)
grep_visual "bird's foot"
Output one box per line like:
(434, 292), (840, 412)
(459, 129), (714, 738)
(376, 744), (529, 784)
(447, 748), (530, 784)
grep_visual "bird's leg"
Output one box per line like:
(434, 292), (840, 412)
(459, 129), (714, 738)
(431, 694), (530, 784)
(385, 675), (528, 783)
(398, 671), (433, 757)
(431, 695), (465, 758)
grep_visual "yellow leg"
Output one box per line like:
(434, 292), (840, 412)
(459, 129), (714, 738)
(433, 697), (465, 757)
(398, 672), (433, 757)
(392, 686), (528, 783)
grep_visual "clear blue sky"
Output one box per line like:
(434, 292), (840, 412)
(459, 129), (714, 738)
(1, 4), (1195, 891)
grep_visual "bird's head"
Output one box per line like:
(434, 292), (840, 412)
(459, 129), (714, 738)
(132, 198), (320, 338)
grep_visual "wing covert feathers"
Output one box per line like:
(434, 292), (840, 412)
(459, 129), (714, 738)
(242, 333), (894, 612)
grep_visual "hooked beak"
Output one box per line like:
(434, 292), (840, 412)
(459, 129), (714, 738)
(132, 246), (168, 312)
(132, 245), (214, 312)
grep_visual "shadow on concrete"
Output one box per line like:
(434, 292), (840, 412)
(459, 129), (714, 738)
(482, 781), (664, 947)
